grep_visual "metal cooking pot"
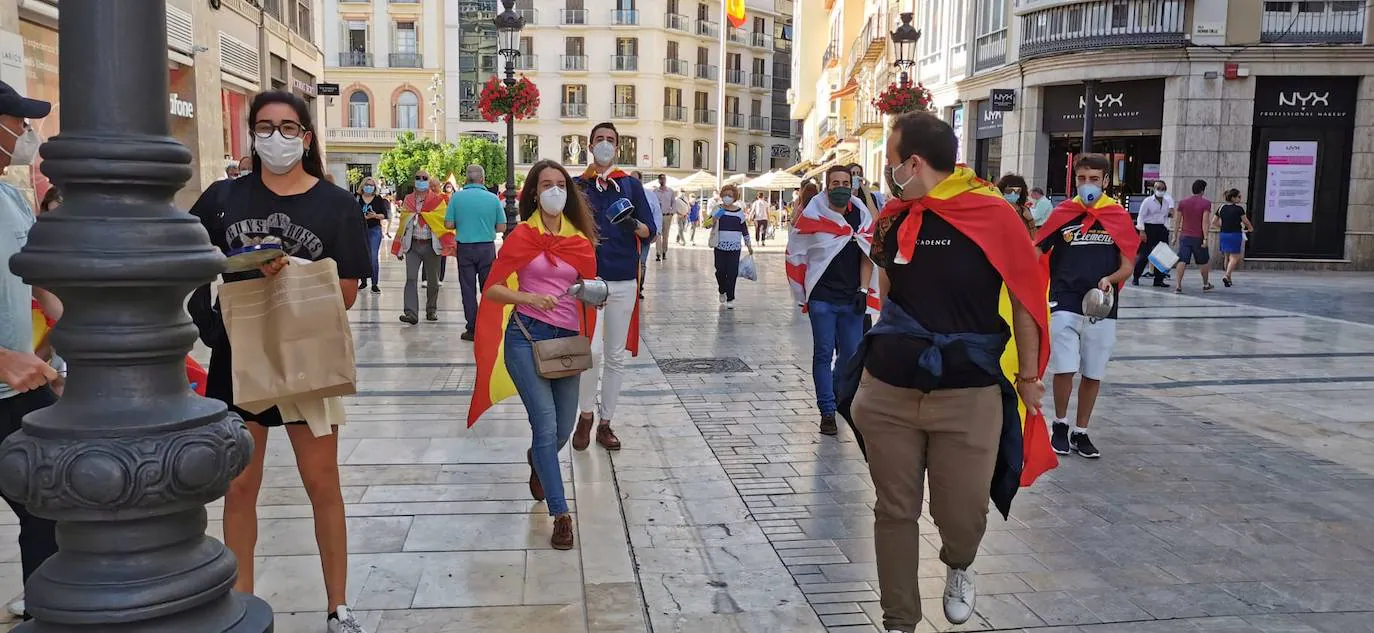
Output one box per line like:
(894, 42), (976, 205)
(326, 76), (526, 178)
(1082, 287), (1115, 322)
(567, 278), (610, 306)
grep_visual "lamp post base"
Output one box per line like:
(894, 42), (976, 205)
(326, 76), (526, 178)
(14, 593), (273, 633)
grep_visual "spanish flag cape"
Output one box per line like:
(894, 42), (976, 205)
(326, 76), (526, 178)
(467, 213), (597, 427)
(1034, 194), (1142, 286)
(390, 191), (456, 257)
(878, 166), (1058, 507)
(577, 165), (643, 357)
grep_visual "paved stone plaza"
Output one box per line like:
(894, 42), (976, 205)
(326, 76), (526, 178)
(3, 243), (1374, 633)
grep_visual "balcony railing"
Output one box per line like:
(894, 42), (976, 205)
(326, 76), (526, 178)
(725, 68), (747, 85)
(561, 55), (588, 71)
(561, 9), (587, 25)
(949, 42), (967, 77)
(821, 43), (838, 68)
(389, 52), (422, 68)
(1019, 0), (1186, 59)
(694, 108), (717, 125)
(1261, 2), (1366, 43)
(698, 19), (719, 38)
(666, 12), (691, 31)
(517, 8), (537, 24)
(844, 16), (888, 81)
(973, 28), (1008, 72)
(728, 27), (748, 44)
(338, 51), (372, 67)
(561, 102), (587, 118)
(819, 115), (837, 139)
(612, 9), (639, 25)
(324, 127), (411, 145)
(751, 31), (774, 49)
(612, 103), (638, 119)
(750, 73), (771, 90)
(665, 58), (690, 76)
(749, 115), (770, 131)
(854, 104), (882, 136)
(696, 63), (718, 81)
(514, 54), (537, 71)
(664, 105), (687, 122)
(918, 52), (942, 84)
(725, 112), (745, 128)
(612, 55), (639, 71)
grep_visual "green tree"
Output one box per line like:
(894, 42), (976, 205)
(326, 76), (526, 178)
(377, 133), (512, 192)
(451, 137), (507, 188)
(345, 167), (364, 191)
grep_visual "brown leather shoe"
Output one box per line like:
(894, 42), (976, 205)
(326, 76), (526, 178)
(551, 514), (574, 550)
(527, 449), (544, 501)
(820, 414), (838, 436)
(572, 413), (594, 451)
(596, 424), (622, 451)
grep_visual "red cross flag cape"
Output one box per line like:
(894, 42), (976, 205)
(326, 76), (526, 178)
(1033, 195), (1142, 288)
(784, 194), (880, 315)
(878, 166), (1057, 489)
(467, 213), (597, 427)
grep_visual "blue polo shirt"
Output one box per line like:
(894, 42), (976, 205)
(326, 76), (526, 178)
(445, 184), (505, 243)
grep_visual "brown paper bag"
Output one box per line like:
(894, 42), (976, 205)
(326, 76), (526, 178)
(218, 258), (357, 414)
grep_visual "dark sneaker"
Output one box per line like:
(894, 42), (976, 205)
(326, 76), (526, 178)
(819, 414), (838, 436)
(460, 330), (476, 342)
(426, 309), (438, 321)
(358, 280), (367, 290)
(371, 285), (381, 294)
(399, 311), (419, 325)
(1070, 431), (1101, 459)
(1051, 421), (1071, 455)
(572, 414), (594, 451)
(596, 424), (622, 451)
(527, 449), (544, 501)
(551, 515), (574, 550)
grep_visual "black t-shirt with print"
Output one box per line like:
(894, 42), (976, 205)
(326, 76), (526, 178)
(1216, 203), (1246, 233)
(358, 195), (392, 230)
(810, 205), (864, 306)
(190, 174), (371, 283)
(865, 212), (1005, 390)
(1036, 214), (1120, 319)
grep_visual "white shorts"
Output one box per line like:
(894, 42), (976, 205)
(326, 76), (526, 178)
(1048, 310), (1117, 381)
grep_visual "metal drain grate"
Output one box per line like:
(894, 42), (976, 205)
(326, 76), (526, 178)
(657, 357), (753, 374)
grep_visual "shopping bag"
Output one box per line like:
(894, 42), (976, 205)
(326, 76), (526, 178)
(217, 258), (357, 414)
(738, 255), (757, 281)
(1148, 242), (1179, 273)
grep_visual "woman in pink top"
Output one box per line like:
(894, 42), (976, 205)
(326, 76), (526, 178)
(481, 160), (599, 550)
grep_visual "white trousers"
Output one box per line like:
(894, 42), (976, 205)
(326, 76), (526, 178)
(578, 279), (638, 420)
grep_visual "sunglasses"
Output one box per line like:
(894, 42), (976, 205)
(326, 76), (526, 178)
(416, 175), (429, 181)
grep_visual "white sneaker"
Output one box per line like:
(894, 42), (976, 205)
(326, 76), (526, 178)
(726, 300), (735, 310)
(943, 566), (976, 624)
(438, 280), (444, 287)
(328, 605), (368, 633)
(6, 596), (22, 618)
(719, 293), (727, 304)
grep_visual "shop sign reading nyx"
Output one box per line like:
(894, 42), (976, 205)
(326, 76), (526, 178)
(975, 100), (1004, 140)
(1042, 78), (1165, 133)
(1253, 76), (1357, 127)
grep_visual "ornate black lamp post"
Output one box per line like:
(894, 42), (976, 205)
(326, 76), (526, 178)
(494, 0), (526, 232)
(2, 1), (270, 630)
(890, 12), (921, 88)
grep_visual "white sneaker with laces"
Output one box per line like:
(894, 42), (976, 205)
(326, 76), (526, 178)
(719, 293), (727, 305)
(943, 566), (976, 624)
(328, 605), (368, 633)
(6, 596), (23, 618)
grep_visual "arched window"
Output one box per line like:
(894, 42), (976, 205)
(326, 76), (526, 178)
(395, 90), (419, 129)
(348, 91), (370, 128)
(663, 137), (680, 168)
(693, 140), (709, 170)
(724, 142), (737, 172)
(563, 135), (588, 165)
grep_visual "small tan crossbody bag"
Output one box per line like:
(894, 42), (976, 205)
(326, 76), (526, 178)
(512, 313), (592, 380)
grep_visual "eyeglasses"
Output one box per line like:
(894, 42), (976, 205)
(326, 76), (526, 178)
(415, 175), (429, 181)
(251, 121), (306, 139)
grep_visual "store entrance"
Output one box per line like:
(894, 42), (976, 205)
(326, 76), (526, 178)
(1047, 135), (1161, 209)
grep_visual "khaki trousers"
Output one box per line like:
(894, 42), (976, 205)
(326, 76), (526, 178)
(851, 371), (1002, 632)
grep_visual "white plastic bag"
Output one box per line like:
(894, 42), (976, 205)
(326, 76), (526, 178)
(738, 255), (757, 281)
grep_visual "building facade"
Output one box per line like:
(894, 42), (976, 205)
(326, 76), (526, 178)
(796, 0), (1374, 268)
(321, 0), (448, 184)
(4, 0), (326, 209)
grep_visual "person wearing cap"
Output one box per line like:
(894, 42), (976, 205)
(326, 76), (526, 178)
(1034, 154), (1140, 460)
(0, 79), (60, 621)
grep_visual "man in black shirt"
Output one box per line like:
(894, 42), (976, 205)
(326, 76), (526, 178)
(849, 112), (1050, 632)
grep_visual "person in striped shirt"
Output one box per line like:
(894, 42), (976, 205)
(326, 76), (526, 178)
(710, 184), (753, 309)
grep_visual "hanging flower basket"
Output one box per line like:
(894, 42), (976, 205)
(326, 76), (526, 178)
(477, 75), (541, 123)
(872, 81), (933, 116)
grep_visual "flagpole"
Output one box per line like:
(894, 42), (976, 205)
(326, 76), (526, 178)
(716, 0), (728, 188)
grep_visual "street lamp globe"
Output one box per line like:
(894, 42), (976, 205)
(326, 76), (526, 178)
(494, 0), (526, 61)
(890, 12), (921, 87)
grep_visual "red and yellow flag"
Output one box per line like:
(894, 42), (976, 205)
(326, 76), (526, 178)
(468, 213), (597, 427)
(726, 0), (746, 28)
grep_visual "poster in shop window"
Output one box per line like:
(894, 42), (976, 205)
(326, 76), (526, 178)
(1264, 141), (1318, 224)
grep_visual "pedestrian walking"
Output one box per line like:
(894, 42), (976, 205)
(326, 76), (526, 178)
(631, 170), (659, 298)
(356, 176), (391, 294)
(394, 168), (454, 324)
(1173, 179), (1214, 293)
(848, 163), (886, 216)
(573, 122), (655, 453)
(673, 193), (690, 245)
(436, 180), (457, 285)
(445, 164), (506, 341)
(188, 91), (373, 633)
(654, 174), (677, 260)
(749, 192), (771, 246)
(996, 173), (1036, 233)
(1029, 187), (1054, 228)
(710, 184), (753, 309)
(0, 81), (61, 622)
(687, 194), (702, 244)
(469, 160), (599, 551)
(1035, 154), (1140, 460)
(785, 165), (876, 437)
(1213, 188), (1254, 287)
(844, 112), (1054, 633)
(1133, 180), (1174, 287)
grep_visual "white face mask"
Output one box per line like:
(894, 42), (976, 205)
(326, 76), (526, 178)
(721, 195), (735, 205)
(591, 140), (616, 167)
(539, 185), (567, 215)
(254, 131), (305, 175)
(2, 124), (40, 167)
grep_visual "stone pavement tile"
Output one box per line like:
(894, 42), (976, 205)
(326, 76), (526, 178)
(1012, 591), (1104, 626)
(403, 513), (558, 552)
(584, 582), (647, 633)
(370, 604), (585, 632)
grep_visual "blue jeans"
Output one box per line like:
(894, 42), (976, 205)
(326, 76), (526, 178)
(504, 313), (581, 515)
(366, 225), (384, 286)
(808, 298), (864, 415)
